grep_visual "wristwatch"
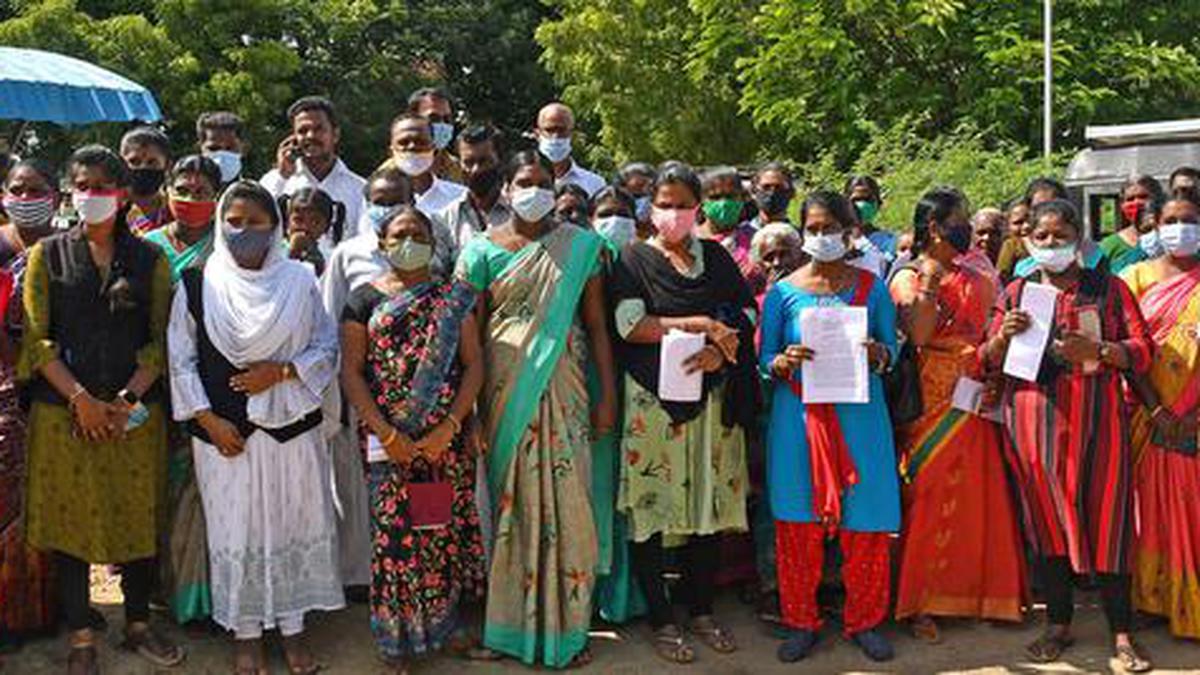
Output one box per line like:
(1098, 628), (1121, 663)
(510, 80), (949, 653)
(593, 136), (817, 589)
(118, 388), (141, 407)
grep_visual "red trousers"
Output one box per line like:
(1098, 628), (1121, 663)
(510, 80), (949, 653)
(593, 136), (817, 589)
(775, 521), (890, 635)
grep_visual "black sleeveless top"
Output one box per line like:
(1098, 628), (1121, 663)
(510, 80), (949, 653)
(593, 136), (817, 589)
(180, 268), (322, 444)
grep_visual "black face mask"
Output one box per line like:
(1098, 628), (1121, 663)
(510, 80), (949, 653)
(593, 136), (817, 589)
(466, 166), (502, 197)
(941, 223), (972, 254)
(754, 189), (791, 217)
(129, 167), (166, 196)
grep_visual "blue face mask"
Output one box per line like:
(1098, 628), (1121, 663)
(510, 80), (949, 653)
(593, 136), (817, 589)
(538, 136), (572, 163)
(223, 222), (276, 268)
(1027, 241), (1078, 273)
(431, 122), (455, 150)
(366, 203), (402, 234)
(1138, 229), (1164, 258)
(635, 196), (652, 222)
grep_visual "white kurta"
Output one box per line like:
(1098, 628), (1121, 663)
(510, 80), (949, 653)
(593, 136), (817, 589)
(168, 279), (345, 634)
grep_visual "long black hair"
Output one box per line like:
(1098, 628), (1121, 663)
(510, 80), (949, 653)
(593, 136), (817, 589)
(911, 187), (966, 256)
(799, 190), (857, 231)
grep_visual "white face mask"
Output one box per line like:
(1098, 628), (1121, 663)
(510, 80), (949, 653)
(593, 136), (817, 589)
(204, 150), (242, 184)
(594, 215), (636, 248)
(1027, 241), (1078, 273)
(1159, 222), (1200, 258)
(431, 122), (455, 150)
(510, 186), (556, 223)
(802, 232), (847, 262)
(72, 190), (120, 225)
(538, 136), (572, 164)
(393, 151), (435, 177)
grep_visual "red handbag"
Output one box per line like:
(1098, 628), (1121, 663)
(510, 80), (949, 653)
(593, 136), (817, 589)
(407, 466), (453, 530)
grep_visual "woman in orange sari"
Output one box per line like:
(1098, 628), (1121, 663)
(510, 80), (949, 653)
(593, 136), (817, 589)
(1123, 188), (1200, 640)
(890, 188), (1026, 641)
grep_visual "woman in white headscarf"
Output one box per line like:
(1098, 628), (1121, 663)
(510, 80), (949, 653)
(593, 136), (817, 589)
(168, 180), (343, 674)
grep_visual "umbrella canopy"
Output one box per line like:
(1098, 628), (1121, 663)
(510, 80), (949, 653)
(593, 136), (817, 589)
(0, 46), (162, 124)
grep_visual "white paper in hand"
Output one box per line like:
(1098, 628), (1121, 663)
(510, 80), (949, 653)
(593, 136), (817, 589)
(658, 329), (706, 402)
(799, 306), (869, 404)
(951, 377), (1003, 423)
(1003, 282), (1059, 382)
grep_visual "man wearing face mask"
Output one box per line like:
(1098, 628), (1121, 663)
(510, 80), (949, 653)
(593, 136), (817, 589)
(750, 162), (795, 230)
(388, 114), (468, 218)
(120, 126), (172, 235)
(261, 96), (367, 251)
(196, 111), (247, 186)
(407, 87), (465, 184)
(435, 125), (511, 251)
(535, 102), (605, 198)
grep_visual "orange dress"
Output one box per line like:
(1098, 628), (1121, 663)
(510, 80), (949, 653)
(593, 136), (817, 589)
(891, 263), (1026, 621)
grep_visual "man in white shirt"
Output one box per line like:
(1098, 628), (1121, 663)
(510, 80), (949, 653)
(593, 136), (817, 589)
(536, 102), (606, 198)
(261, 96), (367, 252)
(386, 114), (468, 267)
(435, 125), (510, 251)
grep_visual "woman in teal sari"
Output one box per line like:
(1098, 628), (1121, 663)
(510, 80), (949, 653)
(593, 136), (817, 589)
(144, 154), (220, 624)
(456, 150), (616, 668)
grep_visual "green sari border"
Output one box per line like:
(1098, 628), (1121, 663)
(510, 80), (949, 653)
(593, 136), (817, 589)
(485, 230), (603, 500)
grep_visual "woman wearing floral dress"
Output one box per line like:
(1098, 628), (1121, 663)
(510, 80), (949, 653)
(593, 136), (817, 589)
(340, 204), (486, 674)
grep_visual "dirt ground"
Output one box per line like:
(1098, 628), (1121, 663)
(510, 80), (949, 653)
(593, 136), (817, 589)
(4, 586), (1200, 675)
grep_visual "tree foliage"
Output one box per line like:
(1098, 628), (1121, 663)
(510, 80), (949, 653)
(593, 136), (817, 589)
(539, 0), (1200, 168)
(0, 0), (555, 175)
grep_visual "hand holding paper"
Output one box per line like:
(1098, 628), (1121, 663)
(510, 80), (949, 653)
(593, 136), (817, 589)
(1003, 282), (1059, 382)
(799, 306), (869, 404)
(658, 330), (706, 402)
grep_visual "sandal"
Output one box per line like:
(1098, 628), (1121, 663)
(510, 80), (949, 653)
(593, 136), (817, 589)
(651, 625), (695, 664)
(911, 615), (942, 644)
(850, 629), (894, 662)
(121, 622), (185, 668)
(567, 646), (593, 669)
(1025, 630), (1074, 663)
(687, 615), (737, 654)
(777, 629), (819, 663)
(282, 634), (325, 675)
(67, 631), (99, 675)
(1114, 642), (1152, 673)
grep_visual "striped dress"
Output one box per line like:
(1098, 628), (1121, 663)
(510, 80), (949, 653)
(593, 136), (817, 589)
(993, 269), (1153, 575)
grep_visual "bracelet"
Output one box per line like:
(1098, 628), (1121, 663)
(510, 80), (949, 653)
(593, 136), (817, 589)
(1151, 405), (1169, 421)
(382, 428), (399, 446)
(68, 385), (87, 406)
(445, 415), (462, 434)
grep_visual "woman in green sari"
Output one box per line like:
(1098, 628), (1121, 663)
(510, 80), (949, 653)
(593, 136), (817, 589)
(456, 150), (616, 668)
(143, 155), (220, 625)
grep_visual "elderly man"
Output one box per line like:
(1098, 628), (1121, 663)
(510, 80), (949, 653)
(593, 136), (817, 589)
(971, 207), (1008, 265)
(536, 102), (605, 197)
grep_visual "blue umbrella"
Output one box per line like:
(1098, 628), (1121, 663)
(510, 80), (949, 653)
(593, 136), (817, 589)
(0, 46), (162, 124)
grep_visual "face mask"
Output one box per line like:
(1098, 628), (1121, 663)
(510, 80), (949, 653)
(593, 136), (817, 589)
(1027, 241), (1078, 274)
(431, 122), (455, 151)
(1159, 222), (1200, 258)
(510, 186), (556, 223)
(466, 166), (502, 197)
(170, 197), (217, 229)
(2, 195), (55, 229)
(204, 150), (242, 184)
(386, 238), (433, 272)
(73, 189), (121, 225)
(650, 206), (697, 244)
(635, 196), (652, 222)
(1121, 200), (1143, 227)
(129, 167), (165, 196)
(538, 136), (572, 164)
(853, 200), (879, 225)
(1138, 229), (1164, 258)
(754, 189), (790, 218)
(803, 232), (847, 262)
(594, 215), (636, 248)
(223, 222), (276, 268)
(941, 223), (972, 254)
(394, 151), (435, 177)
(702, 199), (744, 229)
(366, 203), (402, 234)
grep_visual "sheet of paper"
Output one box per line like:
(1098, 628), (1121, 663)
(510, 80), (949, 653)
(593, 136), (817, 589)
(800, 306), (869, 404)
(366, 434), (389, 464)
(658, 329), (706, 402)
(951, 377), (1003, 423)
(1003, 281), (1059, 382)
(1077, 306), (1101, 374)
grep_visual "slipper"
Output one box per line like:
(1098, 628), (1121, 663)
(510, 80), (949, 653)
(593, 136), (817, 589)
(777, 630), (819, 662)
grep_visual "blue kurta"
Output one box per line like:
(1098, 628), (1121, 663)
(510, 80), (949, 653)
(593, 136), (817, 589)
(759, 276), (901, 532)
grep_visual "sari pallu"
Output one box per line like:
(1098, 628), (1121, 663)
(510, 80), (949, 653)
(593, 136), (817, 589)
(471, 225), (603, 668)
(892, 265), (1026, 622)
(995, 270), (1153, 576)
(1124, 263), (1200, 639)
(365, 280), (485, 660)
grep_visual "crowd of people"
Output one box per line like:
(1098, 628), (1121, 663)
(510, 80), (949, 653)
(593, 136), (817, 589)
(1, 88), (1199, 675)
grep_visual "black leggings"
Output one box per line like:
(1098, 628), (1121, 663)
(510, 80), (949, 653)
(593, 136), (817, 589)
(630, 534), (720, 629)
(1039, 556), (1132, 634)
(55, 552), (155, 631)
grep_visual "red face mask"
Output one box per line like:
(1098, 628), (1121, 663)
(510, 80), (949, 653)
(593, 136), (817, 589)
(170, 197), (217, 229)
(1121, 200), (1144, 227)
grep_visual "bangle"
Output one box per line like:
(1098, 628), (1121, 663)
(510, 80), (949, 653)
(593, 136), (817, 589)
(279, 362), (295, 382)
(1151, 405), (1168, 421)
(445, 415), (462, 434)
(382, 428), (399, 446)
(68, 385), (87, 406)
